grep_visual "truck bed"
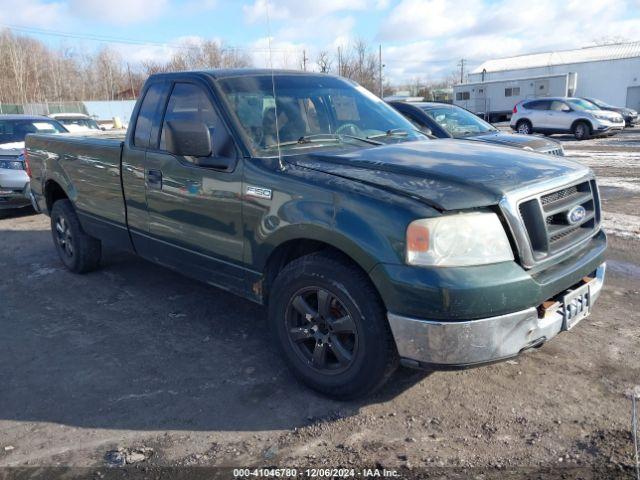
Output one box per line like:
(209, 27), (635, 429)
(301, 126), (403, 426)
(28, 131), (128, 237)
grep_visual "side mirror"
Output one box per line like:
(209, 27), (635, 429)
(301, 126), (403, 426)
(165, 120), (212, 158)
(421, 127), (433, 136)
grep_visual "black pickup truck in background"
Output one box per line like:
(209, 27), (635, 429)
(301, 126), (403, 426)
(26, 70), (606, 399)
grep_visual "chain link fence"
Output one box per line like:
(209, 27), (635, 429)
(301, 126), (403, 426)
(0, 102), (87, 116)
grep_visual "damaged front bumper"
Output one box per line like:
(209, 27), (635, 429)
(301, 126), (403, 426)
(388, 263), (606, 369)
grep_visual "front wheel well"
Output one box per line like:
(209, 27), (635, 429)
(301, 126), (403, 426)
(262, 239), (378, 306)
(44, 180), (69, 214)
(571, 119), (592, 132)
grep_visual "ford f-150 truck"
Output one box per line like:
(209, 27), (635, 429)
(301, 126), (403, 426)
(26, 70), (606, 399)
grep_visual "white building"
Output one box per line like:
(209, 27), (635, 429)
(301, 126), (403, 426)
(453, 42), (640, 121)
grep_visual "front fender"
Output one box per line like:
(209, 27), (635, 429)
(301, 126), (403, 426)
(243, 159), (439, 275)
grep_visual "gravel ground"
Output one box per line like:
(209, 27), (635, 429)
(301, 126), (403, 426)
(0, 128), (639, 479)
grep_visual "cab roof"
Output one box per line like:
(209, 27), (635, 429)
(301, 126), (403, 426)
(148, 69), (342, 81)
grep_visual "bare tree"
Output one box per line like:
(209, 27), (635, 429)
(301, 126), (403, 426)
(316, 50), (332, 73)
(0, 29), (253, 105)
(334, 39), (379, 92)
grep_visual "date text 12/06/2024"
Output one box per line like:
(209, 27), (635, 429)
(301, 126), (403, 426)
(233, 468), (400, 478)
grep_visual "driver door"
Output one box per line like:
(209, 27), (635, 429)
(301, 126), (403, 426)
(143, 80), (246, 294)
(547, 100), (571, 130)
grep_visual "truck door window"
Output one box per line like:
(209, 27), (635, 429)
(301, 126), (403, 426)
(160, 83), (234, 158)
(133, 83), (169, 148)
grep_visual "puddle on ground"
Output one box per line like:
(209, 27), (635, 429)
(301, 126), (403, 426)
(607, 259), (640, 280)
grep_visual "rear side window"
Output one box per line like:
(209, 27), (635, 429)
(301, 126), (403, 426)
(523, 100), (550, 111)
(133, 82), (170, 148)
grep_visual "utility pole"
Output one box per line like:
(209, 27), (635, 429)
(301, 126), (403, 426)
(378, 44), (384, 98)
(302, 49), (308, 71)
(458, 58), (466, 84)
(337, 46), (342, 77)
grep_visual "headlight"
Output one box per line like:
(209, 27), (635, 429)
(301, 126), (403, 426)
(406, 212), (514, 267)
(592, 113), (608, 121)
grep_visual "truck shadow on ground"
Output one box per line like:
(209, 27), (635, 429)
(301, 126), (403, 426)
(0, 225), (430, 433)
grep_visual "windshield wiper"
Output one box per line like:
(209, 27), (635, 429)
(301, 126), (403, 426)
(270, 133), (383, 149)
(366, 128), (410, 140)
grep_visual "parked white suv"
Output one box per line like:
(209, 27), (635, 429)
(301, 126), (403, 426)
(510, 97), (625, 140)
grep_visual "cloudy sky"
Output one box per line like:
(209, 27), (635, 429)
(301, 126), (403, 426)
(2, 0), (640, 83)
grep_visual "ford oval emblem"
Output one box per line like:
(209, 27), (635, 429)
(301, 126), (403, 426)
(567, 205), (586, 225)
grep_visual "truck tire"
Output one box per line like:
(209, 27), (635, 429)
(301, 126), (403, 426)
(516, 120), (532, 135)
(268, 252), (398, 400)
(573, 121), (591, 140)
(50, 199), (102, 274)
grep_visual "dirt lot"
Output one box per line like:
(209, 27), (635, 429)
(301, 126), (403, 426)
(1, 128), (639, 479)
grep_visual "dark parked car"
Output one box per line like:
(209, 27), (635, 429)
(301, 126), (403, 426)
(581, 97), (637, 126)
(389, 101), (564, 156)
(26, 70), (606, 399)
(0, 115), (67, 215)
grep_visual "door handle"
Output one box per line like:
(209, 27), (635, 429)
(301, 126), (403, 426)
(147, 169), (162, 189)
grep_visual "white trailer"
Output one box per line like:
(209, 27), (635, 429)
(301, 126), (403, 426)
(453, 72), (578, 122)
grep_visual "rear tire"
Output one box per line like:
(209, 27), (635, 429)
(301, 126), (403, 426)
(573, 121), (591, 140)
(268, 252), (398, 400)
(516, 120), (532, 135)
(50, 199), (102, 273)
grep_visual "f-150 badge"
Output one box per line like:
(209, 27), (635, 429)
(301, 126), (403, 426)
(246, 186), (272, 199)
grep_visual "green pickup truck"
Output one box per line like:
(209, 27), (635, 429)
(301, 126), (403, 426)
(26, 70), (606, 399)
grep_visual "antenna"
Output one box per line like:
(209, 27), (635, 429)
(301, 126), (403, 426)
(265, 2), (285, 170)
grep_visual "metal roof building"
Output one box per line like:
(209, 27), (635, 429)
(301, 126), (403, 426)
(466, 42), (640, 110)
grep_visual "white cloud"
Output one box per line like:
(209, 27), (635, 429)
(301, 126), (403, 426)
(379, 0), (483, 41)
(276, 15), (356, 44)
(68, 0), (169, 25)
(377, 0), (640, 82)
(249, 36), (308, 69)
(0, 0), (67, 28)
(243, 0), (370, 23)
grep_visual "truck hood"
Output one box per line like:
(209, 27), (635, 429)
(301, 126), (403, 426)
(290, 139), (590, 211)
(464, 131), (559, 152)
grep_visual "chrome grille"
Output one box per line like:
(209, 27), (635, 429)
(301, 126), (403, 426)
(500, 176), (601, 269)
(541, 186), (577, 205)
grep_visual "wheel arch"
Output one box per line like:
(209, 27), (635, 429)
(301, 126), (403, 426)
(571, 118), (593, 133)
(44, 179), (70, 214)
(260, 231), (385, 309)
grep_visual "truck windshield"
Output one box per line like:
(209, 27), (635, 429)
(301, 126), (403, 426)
(216, 74), (426, 155)
(422, 105), (496, 137)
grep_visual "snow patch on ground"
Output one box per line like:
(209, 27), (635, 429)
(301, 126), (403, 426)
(597, 177), (640, 193)
(567, 151), (640, 168)
(603, 212), (640, 240)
